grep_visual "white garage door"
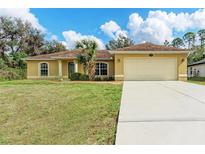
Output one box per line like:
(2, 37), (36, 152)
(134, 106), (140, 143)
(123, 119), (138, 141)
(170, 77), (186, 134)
(124, 57), (177, 80)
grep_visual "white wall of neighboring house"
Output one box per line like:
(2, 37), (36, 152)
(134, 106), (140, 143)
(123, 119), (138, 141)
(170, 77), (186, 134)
(188, 64), (205, 77)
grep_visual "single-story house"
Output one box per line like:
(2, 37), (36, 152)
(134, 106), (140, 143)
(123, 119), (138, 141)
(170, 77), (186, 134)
(26, 42), (189, 81)
(188, 58), (205, 77)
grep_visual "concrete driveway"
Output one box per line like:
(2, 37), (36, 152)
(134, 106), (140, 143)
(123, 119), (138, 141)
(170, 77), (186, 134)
(116, 81), (205, 144)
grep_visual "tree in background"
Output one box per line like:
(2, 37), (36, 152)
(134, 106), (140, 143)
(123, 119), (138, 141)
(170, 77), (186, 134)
(0, 17), (44, 56)
(106, 34), (134, 50)
(197, 29), (205, 48)
(25, 29), (45, 56)
(75, 39), (98, 80)
(166, 30), (205, 64)
(171, 38), (184, 48)
(42, 40), (66, 54)
(188, 47), (205, 64)
(183, 32), (196, 49)
(0, 16), (66, 68)
(163, 40), (170, 46)
(0, 16), (66, 80)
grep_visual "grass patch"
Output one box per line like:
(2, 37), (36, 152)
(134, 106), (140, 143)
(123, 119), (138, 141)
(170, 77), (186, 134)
(188, 77), (205, 86)
(0, 80), (122, 144)
(188, 80), (205, 86)
(188, 77), (205, 81)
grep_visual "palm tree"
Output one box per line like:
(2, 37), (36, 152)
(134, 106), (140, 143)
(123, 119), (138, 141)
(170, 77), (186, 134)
(197, 29), (205, 48)
(183, 32), (196, 49)
(171, 38), (184, 48)
(75, 39), (98, 80)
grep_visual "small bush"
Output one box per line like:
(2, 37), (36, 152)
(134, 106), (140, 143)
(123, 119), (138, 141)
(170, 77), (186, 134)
(70, 73), (82, 81)
(79, 74), (89, 81)
(108, 77), (114, 81)
(102, 77), (110, 81)
(94, 76), (114, 81)
(0, 68), (26, 80)
(94, 77), (102, 81)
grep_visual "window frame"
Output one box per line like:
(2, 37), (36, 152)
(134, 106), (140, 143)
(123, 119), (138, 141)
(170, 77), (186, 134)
(38, 62), (49, 77)
(95, 62), (109, 76)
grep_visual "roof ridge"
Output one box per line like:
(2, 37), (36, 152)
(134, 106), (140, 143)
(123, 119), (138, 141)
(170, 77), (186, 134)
(113, 42), (188, 51)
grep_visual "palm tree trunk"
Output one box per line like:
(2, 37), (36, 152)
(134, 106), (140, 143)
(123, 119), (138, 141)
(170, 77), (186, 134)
(88, 61), (96, 80)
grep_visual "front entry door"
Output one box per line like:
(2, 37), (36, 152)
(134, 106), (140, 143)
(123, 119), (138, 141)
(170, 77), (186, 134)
(68, 62), (75, 78)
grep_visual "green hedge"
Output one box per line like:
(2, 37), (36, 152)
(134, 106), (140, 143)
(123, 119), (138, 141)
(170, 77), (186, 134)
(70, 73), (89, 81)
(70, 73), (114, 81)
(188, 77), (205, 81)
(70, 73), (82, 81)
(79, 74), (89, 81)
(94, 76), (114, 81)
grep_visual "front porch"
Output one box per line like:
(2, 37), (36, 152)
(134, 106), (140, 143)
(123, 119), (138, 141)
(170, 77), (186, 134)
(57, 59), (79, 80)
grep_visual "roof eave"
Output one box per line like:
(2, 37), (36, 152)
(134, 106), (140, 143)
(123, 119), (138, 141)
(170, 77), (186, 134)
(26, 58), (55, 61)
(188, 62), (205, 66)
(26, 57), (113, 61)
(96, 57), (113, 60)
(110, 50), (190, 54)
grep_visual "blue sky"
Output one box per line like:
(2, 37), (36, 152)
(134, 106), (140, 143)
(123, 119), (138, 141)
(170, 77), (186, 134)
(30, 8), (199, 42)
(2, 8), (202, 49)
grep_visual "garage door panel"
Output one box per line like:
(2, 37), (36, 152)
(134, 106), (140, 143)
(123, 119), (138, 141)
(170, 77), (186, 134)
(124, 58), (177, 81)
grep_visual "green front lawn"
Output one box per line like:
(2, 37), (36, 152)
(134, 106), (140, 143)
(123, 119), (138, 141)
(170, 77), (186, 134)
(188, 80), (205, 86)
(188, 77), (205, 86)
(0, 80), (122, 144)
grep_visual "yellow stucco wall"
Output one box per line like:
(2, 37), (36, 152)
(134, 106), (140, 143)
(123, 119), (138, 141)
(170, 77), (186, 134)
(114, 53), (188, 81)
(26, 60), (114, 79)
(27, 60), (58, 79)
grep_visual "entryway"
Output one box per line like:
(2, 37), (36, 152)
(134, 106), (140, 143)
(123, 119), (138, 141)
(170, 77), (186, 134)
(68, 62), (75, 78)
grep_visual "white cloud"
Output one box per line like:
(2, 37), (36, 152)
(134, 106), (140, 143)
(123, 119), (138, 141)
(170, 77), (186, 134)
(127, 13), (173, 44)
(127, 9), (205, 44)
(127, 13), (143, 34)
(100, 20), (127, 39)
(62, 30), (105, 50)
(50, 35), (58, 41)
(0, 8), (45, 32)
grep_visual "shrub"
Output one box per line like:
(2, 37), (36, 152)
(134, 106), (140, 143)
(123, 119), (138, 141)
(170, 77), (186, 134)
(0, 68), (26, 80)
(102, 77), (110, 81)
(108, 77), (114, 81)
(70, 73), (82, 81)
(94, 76), (114, 81)
(79, 74), (89, 81)
(94, 77), (102, 81)
(0, 58), (7, 69)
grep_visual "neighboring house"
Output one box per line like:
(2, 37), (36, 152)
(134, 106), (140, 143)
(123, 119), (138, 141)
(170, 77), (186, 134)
(26, 42), (189, 81)
(188, 58), (205, 77)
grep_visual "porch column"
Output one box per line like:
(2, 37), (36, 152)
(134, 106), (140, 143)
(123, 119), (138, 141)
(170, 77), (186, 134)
(58, 60), (63, 80)
(74, 60), (78, 73)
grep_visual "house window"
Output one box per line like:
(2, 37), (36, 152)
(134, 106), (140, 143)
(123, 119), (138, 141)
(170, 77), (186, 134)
(95, 62), (108, 76)
(190, 67), (192, 75)
(40, 63), (48, 76)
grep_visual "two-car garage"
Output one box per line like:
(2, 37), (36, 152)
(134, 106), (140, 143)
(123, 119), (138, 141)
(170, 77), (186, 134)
(111, 43), (189, 81)
(124, 57), (178, 81)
